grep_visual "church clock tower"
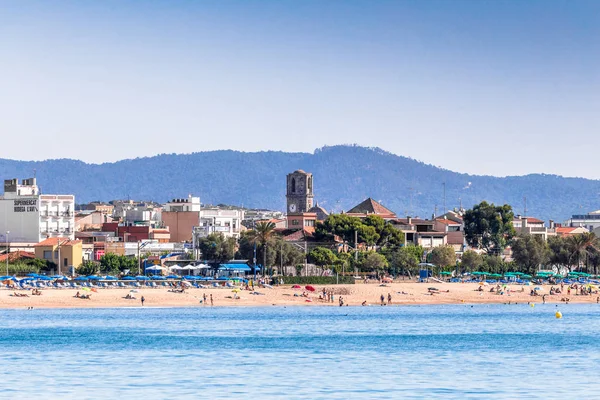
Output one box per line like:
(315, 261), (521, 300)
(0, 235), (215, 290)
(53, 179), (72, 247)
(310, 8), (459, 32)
(286, 170), (314, 214)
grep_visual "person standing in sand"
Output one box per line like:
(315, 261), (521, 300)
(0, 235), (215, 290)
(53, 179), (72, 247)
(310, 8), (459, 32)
(387, 293), (392, 305)
(380, 294), (385, 306)
(141, 296), (145, 306)
(203, 293), (207, 305)
(210, 294), (214, 306)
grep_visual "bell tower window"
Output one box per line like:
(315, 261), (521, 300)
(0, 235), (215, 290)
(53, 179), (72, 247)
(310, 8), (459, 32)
(291, 178), (296, 193)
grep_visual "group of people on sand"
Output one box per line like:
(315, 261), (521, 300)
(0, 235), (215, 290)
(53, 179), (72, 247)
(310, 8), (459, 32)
(74, 291), (92, 300)
(380, 293), (392, 305)
(201, 293), (214, 306)
(319, 289), (337, 303)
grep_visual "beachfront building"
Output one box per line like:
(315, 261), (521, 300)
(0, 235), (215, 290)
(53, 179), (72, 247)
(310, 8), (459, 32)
(565, 210), (600, 231)
(512, 216), (556, 241)
(162, 195), (245, 242)
(391, 217), (447, 248)
(434, 217), (466, 252)
(34, 237), (83, 272)
(0, 178), (75, 244)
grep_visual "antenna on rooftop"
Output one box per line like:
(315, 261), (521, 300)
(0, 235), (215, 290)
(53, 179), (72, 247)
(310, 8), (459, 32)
(442, 182), (446, 213)
(524, 196), (527, 217)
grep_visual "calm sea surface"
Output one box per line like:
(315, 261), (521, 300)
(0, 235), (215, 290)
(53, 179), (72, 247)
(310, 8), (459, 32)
(1, 304), (599, 399)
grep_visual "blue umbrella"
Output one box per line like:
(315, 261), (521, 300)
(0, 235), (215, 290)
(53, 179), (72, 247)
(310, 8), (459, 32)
(88, 275), (101, 280)
(121, 276), (136, 281)
(165, 275), (179, 279)
(103, 275), (117, 280)
(50, 275), (66, 279)
(135, 276), (150, 281)
(38, 276), (54, 281)
(150, 276), (166, 280)
(0, 275), (13, 280)
(74, 276), (89, 281)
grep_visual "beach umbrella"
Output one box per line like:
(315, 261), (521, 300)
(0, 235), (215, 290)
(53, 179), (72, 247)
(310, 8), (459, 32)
(38, 276), (53, 281)
(74, 276), (89, 281)
(150, 276), (166, 280)
(135, 276), (150, 281)
(165, 275), (179, 279)
(103, 275), (118, 280)
(121, 276), (136, 281)
(88, 275), (101, 280)
(305, 285), (316, 292)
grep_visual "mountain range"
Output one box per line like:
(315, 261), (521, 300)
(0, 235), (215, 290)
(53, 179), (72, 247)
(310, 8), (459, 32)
(0, 145), (598, 222)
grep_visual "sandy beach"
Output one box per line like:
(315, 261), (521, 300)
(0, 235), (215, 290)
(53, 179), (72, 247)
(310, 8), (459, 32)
(1, 281), (597, 309)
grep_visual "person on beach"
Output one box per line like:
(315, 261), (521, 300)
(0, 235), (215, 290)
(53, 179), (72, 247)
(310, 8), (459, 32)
(141, 296), (145, 306)
(380, 294), (385, 306)
(362, 301), (367, 306)
(210, 294), (214, 306)
(387, 293), (392, 305)
(203, 293), (207, 304)
(339, 296), (343, 307)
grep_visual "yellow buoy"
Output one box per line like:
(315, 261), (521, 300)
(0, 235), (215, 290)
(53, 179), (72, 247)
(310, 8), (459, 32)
(530, 303), (535, 308)
(555, 311), (562, 319)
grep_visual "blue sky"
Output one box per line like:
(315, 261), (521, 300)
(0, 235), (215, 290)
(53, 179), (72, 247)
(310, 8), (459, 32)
(1, 1), (598, 177)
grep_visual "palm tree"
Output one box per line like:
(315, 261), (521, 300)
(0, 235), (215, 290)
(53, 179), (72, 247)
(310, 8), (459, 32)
(249, 221), (276, 274)
(567, 232), (600, 272)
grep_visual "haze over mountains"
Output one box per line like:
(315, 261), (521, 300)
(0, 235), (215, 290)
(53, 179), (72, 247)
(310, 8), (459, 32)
(0, 145), (597, 222)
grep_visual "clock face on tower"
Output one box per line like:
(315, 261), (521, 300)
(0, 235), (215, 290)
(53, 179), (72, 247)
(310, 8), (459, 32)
(289, 203), (297, 213)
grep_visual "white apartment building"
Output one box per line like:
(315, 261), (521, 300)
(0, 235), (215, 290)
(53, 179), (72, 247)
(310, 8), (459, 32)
(0, 178), (75, 243)
(198, 207), (245, 238)
(163, 196), (201, 212)
(566, 210), (600, 231)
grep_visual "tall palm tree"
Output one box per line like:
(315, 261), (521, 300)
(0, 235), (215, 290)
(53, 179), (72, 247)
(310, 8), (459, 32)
(567, 232), (600, 272)
(249, 221), (276, 274)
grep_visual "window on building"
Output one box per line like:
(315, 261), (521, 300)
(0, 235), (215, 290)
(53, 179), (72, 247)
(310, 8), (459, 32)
(43, 250), (52, 260)
(291, 178), (296, 193)
(292, 220), (299, 225)
(54, 251), (58, 259)
(63, 258), (68, 267)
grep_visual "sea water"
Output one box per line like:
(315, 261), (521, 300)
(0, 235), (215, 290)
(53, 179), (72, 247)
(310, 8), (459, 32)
(1, 304), (599, 399)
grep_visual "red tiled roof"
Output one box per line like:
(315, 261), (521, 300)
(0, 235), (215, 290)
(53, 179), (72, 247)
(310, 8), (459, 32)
(281, 227), (315, 241)
(556, 227), (582, 235)
(34, 237), (82, 247)
(0, 251), (36, 262)
(346, 198), (396, 216)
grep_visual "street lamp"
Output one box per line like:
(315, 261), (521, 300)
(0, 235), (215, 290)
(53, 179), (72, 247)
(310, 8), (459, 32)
(5, 231), (9, 276)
